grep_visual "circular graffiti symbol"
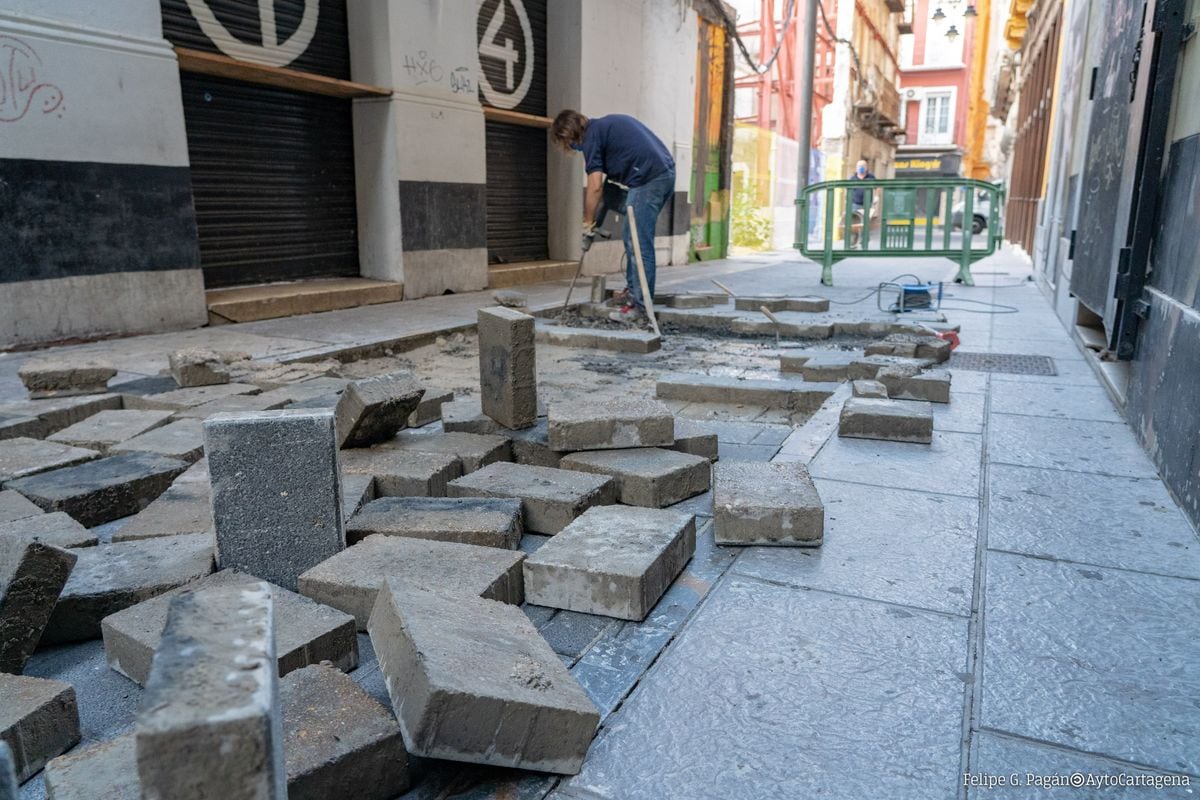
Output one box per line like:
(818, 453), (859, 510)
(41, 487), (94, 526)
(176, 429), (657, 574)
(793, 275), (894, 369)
(184, 0), (319, 68)
(477, 0), (533, 110)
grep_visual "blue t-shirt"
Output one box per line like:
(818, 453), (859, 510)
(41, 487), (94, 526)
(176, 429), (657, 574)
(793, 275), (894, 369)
(579, 114), (675, 188)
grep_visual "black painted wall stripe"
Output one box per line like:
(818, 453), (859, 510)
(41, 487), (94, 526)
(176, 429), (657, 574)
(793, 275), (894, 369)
(0, 159), (199, 284)
(398, 181), (487, 252)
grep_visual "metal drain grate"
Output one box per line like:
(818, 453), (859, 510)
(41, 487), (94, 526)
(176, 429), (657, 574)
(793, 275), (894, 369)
(949, 352), (1057, 375)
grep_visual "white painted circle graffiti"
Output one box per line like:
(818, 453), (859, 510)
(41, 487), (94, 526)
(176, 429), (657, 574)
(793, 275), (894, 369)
(185, 0), (319, 68)
(477, 0), (533, 110)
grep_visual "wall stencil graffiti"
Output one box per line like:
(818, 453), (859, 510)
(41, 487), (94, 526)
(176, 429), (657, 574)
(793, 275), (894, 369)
(0, 36), (65, 123)
(183, 0), (319, 67)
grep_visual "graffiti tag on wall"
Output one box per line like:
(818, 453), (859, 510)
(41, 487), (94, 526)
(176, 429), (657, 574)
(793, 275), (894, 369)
(0, 36), (65, 123)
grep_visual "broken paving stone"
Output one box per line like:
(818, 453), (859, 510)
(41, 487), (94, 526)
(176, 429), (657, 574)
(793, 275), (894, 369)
(671, 419), (718, 462)
(282, 664), (410, 800)
(0, 490), (43, 524)
(341, 473), (376, 521)
(377, 430), (512, 473)
(112, 480), (211, 543)
(110, 418), (205, 463)
(103, 569), (357, 687)
(846, 354), (936, 381)
(408, 388), (453, 427)
(878, 367), (951, 403)
(478, 307), (538, 430)
(523, 505), (696, 621)
(0, 673), (80, 782)
(714, 461), (824, 547)
(852, 379), (889, 399)
(335, 373), (424, 448)
(136, 582), (285, 800)
(559, 448), (710, 508)
(0, 438), (99, 484)
(42, 736), (138, 800)
(206, 409), (344, 592)
(0, 538), (77, 673)
(122, 382), (261, 411)
(507, 418), (561, 468)
(492, 289), (528, 308)
(17, 359), (115, 399)
(340, 448), (462, 497)
(0, 513), (96, 549)
(347, 496), (523, 549)
(547, 397), (674, 452)
(5, 452), (188, 527)
(299, 534), (525, 629)
(440, 398), (503, 434)
(838, 397), (934, 444)
(368, 581), (599, 774)
(657, 373), (838, 413)
(168, 350), (231, 388)
(46, 409), (174, 454)
(787, 353), (857, 382)
(41, 533), (214, 645)
(447, 463), (616, 534)
(866, 333), (951, 362)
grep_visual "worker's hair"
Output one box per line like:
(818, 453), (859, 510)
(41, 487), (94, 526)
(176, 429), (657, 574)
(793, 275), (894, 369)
(551, 109), (588, 151)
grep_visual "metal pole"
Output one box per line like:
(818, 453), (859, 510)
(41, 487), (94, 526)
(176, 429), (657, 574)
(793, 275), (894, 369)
(792, 0), (819, 249)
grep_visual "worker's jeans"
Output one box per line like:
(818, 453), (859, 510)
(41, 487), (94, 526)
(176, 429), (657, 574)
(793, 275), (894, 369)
(622, 170), (675, 310)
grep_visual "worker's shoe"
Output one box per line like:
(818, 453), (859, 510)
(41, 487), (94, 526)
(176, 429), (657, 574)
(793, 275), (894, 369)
(608, 288), (632, 307)
(608, 304), (644, 325)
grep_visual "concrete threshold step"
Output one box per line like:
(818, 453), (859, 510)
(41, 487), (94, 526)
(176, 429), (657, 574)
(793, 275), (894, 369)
(206, 278), (405, 325)
(488, 260), (578, 289)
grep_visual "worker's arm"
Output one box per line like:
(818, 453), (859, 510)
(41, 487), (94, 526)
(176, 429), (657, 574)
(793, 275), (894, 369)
(583, 171), (604, 228)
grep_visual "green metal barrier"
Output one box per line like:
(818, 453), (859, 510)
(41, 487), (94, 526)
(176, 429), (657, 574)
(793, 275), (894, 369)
(795, 177), (1005, 286)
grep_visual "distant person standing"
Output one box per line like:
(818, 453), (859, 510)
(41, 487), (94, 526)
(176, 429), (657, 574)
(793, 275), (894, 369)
(551, 110), (676, 324)
(849, 159), (876, 247)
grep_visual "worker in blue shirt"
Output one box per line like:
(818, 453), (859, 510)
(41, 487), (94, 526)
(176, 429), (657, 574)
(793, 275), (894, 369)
(551, 110), (676, 323)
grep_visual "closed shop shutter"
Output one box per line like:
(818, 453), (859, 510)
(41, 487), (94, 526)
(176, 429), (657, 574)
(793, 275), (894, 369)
(477, 0), (549, 265)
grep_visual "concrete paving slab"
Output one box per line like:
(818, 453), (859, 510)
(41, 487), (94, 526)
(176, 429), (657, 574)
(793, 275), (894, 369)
(931, 390), (985, 434)
(347, 496), (523, 548)
(0, 395), (123, 439)
(536, 609), (617, 659)
(41, 533), (214, 645)
(298, 534), (525, 629)
(42, 736), (138, 800)
(785, 353), (857, 381)
(713, 461), (823, 546)
(982, 552), (1200, 775)
(535, 324), (661, 354)
(732, 479), (976, 615)
(440, 397), (503, 434)
(524, 506), (695, 620)
(987, 465), (1200, 579)
(671, 419), (718, 462)
(851, 378), (888, 398)
(5, 452), (188, 527)
(559, 448), (710, 508)
(378, 430), (512, 473)
(335, 372), (424, 448)
(0, 440), (99, 485)
(447, 463), (617, 534)
(846, 354), (935, 380)
(878, 368), (951, 403)
(989, 379), (1124, 422)
(167, 350), (231, 387)
(368, 581), (599, 773)
(408, 388), (453, 427)
(46, 410), (173, 454)
(507, 418), (561, 468)
(340, 473), (376, 521)
(988, 413), (1159, 478)
(109, 419), (204, 463)
(0, 415), (44, 442)
(562, 576), (968, 799)
(839, 398), (934, 444)
(547, 397), (674, 452)
(17, 360), (115, 400)
(0, 513), (96, 550)
(340, 448), (462, 497)
(121, 383), (262, 411)
(0, 538), (77, 673)
(478, 307), (538, 429)
(656, 373), (837, 412)
(111, 480), (211, 543)
(103, 568), (357, 686)
(175, 393), (292, 419)
(811, 429), (981, 498)
(0, 674), (80, 783)
(0, 490), (42, 524)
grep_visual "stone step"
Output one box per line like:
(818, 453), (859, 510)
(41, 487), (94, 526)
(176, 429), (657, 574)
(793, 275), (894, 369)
(206, 278), (404, 325)
(486, 260), (578, 289)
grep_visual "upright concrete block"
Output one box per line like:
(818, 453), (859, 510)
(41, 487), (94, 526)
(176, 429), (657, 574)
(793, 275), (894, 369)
(281, 664), (410, 800)
(377, 430), (512, 473)
(205, 410), (344, 591)
(547, 398), (674, 452)
(714, 462), (824, 546)
(335, 373), (425, 448)
(103, 569), (356, 686)
(168, 349), (231, 387)
(136, 582), (285, 800)
(559, 448), (710, 508)
(0, 438), (99, 484)
(0, 490), (43, 524)
(0, 674), (80, 782)
(478, 307), (538, 429)
(838, 398), (934, 444)
(42, 533), (214, 644)
(523, 506), (696, 620)
(111, 418), (206, 463)
(0, 538), (77, 673)
(6, 452), (188, 527)
(0, 513), (96, 549)
(447, 463), (616, 534)
(347, 496), (522, 548)
(368, 581), (599, 773)
(298, 534), (525, 629)
(47, 409), (174, 453)
(408, 388), (453, 427)
(18, 359), (115, 399)
(340, 448), (461, 497)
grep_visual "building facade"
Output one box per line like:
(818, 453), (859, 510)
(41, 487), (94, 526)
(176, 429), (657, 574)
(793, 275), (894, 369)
(1, 0), (709, 346)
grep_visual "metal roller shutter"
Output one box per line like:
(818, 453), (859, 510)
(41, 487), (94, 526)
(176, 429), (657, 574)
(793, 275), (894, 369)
(477, 0), (549, 264)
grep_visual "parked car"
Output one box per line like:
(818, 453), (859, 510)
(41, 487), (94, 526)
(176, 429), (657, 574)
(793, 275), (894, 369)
(952, 189), (993, 234)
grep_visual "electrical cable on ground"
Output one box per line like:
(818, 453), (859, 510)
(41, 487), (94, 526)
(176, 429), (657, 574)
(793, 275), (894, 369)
(823, 275), (1024, 313)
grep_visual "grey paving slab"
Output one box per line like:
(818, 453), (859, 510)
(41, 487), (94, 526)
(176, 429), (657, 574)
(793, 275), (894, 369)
(942, 367), (989, 394)
(989, 380), (1123, 422)
(809, 430), (982, 498)
(982, 552), (1200, 776)
(967, 731), (1196, 799)
(987, 357), (1102, 386)
(988, 413), (1159, 479)
(563, 576), (969, 800)
(0, 439), (99, 484)
(932, 390), (986, 434)
(537, 610), (617, 659)
(732, 479), (977, 615)
(988, 465), (1200, 578)
(984, 337), (1088, 361)
(46, 410), (173, 453)
(715, 442), (779, 462)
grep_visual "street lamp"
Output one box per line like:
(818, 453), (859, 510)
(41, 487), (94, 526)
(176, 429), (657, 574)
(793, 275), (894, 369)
(946, 24), (960, 40)
(933, 7), (946, 21)
(963, 4), (978, 16)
